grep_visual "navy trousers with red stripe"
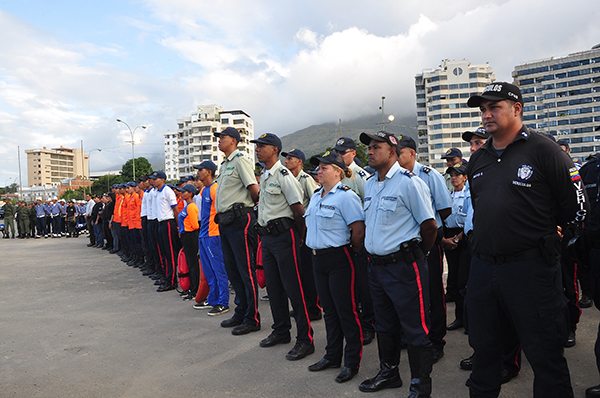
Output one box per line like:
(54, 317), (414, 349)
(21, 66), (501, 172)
(368, 253), (431, 347)
(158, 219), (181, 287)
(313, 247), (363, 369)
(261, 228), (314, 345)
(219, 213), (260, 327)
(427, 237), (446, 350)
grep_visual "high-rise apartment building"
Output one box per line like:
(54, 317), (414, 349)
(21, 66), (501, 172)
(512, 45), (600, 160)
(164, 104), (255, 180)
(415, 59), (495, 170)
(25, 146), (89, 186)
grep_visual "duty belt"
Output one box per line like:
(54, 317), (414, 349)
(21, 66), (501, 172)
(369, 250), (409, 265)
(255, 217), (294, 236)
(311, 245), (348, 256)
(474, 247), (541, 265)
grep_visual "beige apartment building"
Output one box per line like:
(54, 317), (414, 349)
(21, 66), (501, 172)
(25, 146), (89, 186)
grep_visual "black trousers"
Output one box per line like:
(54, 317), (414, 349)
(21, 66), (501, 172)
(103, 219), (113, 249)
(181, 230), (200, 294)
(158, 219), (181, 287)
(299, 243), (321, 317)
(427, 236), (446, 349)
(219, 213), (260, 327)
(444, 233), (471, 323)
(354, 248), (375, 334)
(148, 219), (162, 274)
(261, 229), (313, 344)
(313, 246), (362, 369)
(466, 255), (573, 398)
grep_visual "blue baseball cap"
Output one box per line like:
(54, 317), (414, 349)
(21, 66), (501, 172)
(446, 163), (468, 175)
(281, 148), (306, 163)
(214, 126), (241, 141)
(149, 171), (167, 180)
(396, 135), (417, 151)
(333, 137), (356, 151)
(250, 133), (282, 151)
(176, 184), (199, 196)
(194, 160), (218, 171)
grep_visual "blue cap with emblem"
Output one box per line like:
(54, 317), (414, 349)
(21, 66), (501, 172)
(176, 184), (199, 196)
(309, 151), (347, 171)
(441, 148), (463, 159)
(333, 137), (357, 151)
(193, 160), (218, 171)
(250, 133), (282, 151)
(214, 126), (241, 141)
(149, 171), (167, 180)
(445, 163), (468, 175)
(281, 148), (306, 163)
(462, 127), (489, 142)
(396, 135), (417, 151)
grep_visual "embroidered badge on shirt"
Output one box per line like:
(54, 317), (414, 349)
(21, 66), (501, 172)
(517, 164), (534, 181)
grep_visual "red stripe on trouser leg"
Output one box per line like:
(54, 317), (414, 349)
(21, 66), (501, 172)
(412, 261), (430, 335)
(344, 246), (363, 361)
(290, 229), (313, 345)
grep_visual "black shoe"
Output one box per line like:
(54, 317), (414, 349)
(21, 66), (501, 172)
(432, 347), (444, 364)
(150, 273), (162, 280)
(259, 332), (291, 347)
(232, 323), (261, 335)
(580, 295), (593, 308)
(447, 319), (464, 330)
(335, 367), (358, 383)
(308, 358), (341, 372)
(586, 384), (600, 398)
(286, 342), (315, 361)
(157, 284), (176, 292)
(459, 355), (473, 370)
(363, 329), (375, 346)
(87, 243), (94, 247)
(564, 331), (576, 348)
(221, 316), (244, 328)
(359, 366), (403, 392)
(309, 312), (322, 321)
(501, 368), (517, 384)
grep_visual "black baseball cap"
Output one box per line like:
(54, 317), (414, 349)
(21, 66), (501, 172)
(333, 137), (356, 151)
(396, 135), (417, 151)
(214, 126), (241, 141)
(281, 148), (306, 162)
(250, 133), (282, 151)
(359, 131), (401, 155)
(441, 148), (463, 159)
(194, 160), (218, 171)
(446, 163), (468, 175)
(557, 139), (569, 148)
(462, 127), (490, 142)
(467, 82), (524, 107)
(309, 150), (347, 171)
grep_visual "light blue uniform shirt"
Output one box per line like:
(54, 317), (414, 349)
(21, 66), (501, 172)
(304, 182), (364, 250)
(444, 186), (470, 229)
(35, 204), (45, 217)
(364, 162), (435, 256)
(50, 202), (60, 216)
(412, 161), (452, 228)
(463, 182), (474, 235)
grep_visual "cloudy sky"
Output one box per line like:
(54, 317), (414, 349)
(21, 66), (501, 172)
(1, 0), (598, 186)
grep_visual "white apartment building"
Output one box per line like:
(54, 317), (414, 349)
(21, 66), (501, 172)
(164, 105), (255, 180)
(512, 45), (600, 161)
(415, 59), (495, 170)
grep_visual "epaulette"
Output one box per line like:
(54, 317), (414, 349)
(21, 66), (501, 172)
(314, 187), (323, 194)
(403, 170), (416, 178)
(366, 174), (375, 180)
(280, 168), (289, 176)
(338, 185), (351, 191)
(422, 166), (431, 174)
(236, 152), (244, 157)
(300, 173), (309, 178)
(358, 170), (366, 178)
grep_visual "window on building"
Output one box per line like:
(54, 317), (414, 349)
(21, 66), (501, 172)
(221, 118), (229, 124)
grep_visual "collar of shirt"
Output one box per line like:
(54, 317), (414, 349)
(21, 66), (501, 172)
(483, 125), (530, 155)
(382, 161), (402, 180)
(264, 160), (283, 181)
(225, 149), (241, 162)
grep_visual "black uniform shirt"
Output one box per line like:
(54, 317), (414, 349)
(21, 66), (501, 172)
(580, 155), (600, 235)
(467, 127), (588, 257)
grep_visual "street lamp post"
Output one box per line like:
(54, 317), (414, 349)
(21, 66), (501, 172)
(377, 96), (395, 131)
(116, 119), (147, 180)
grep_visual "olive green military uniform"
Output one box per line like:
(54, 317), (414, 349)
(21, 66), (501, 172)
(257, 160), (303, 227)
(3, 201), (16, 238)
(215, 149), (256, 213)
(16, 204), (30, 238)
(295, 169), (319, 210)
(343, 161), (370, 201)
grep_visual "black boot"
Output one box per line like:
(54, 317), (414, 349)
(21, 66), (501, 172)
(407, 344), (434, 398)
(359, 332), (403, 392)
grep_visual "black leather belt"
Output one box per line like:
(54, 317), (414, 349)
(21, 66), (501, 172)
(474, 247), (541, 265)
(369, 250), (407, 265)
(311, 245), (348, 256)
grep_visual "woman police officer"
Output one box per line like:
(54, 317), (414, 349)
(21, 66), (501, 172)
(304, 151), (366, 383)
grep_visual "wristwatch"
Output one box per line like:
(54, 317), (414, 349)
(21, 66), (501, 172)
(453, 236), (459, 244)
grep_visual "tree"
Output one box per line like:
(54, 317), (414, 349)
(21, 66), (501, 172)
(61, 187), (86, 201)
(121, 157), (153, 181)
(90, 174), (124, 196)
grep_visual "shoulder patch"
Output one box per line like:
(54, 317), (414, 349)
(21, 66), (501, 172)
(300, 173), (309, 178)
(280, 168), (289, 176)
(422, 166), (431, 174)
(313, 187), (323, 194)
(403, 170), (416, 178)
(358, 170), (366, 177)
(235, 152), (244, 157)
(338, 185), (351, 191)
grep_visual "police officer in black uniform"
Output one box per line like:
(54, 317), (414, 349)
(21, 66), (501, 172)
(465, 82), (588, 398)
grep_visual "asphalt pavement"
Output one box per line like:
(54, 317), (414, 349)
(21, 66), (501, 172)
(1, 235), (599, 397)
